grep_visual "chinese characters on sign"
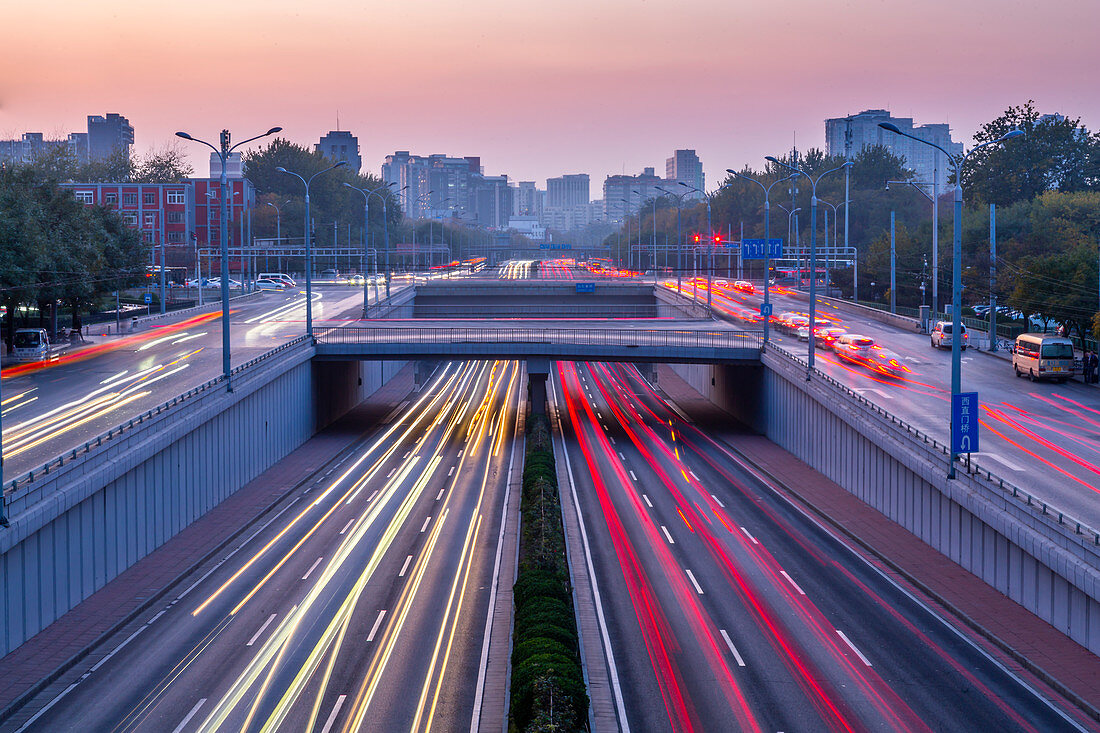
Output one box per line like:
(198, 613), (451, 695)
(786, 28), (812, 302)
(951, 392), (980, 454)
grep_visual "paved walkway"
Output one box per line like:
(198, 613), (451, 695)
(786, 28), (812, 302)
(0, 365), (415, 722)
(656, 364), (1100, 725)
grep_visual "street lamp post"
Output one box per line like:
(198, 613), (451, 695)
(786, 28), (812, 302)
(726, 171), (797, 344)
(344, 181), (396, 314)
(680, 182), (731, 313)
(176, 125), (281, 391)
(886, 176), (939, 314)
(767, 157), (854, 379)
(657, 186), (692, 296)
(619, 198), (631, 270)
(265, 199), (290, 273)
(277, 161), (348, 337)
(879, 121), (1023, 477)
(817, 197), (844, 292)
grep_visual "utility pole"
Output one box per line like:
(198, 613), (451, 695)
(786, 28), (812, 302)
(890, 210), (896, 314)
(990, 204), (997, 350)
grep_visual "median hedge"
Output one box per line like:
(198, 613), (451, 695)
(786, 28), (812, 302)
(510, 414), (588, 732)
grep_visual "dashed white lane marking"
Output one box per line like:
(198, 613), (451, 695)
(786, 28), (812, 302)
(618, 452), (626, 460)
(609, 436), (616, 445)
(402, 451), (410, 459)
(171, 698), (207, 733)
(302, 557), (324, 580)
(436, 488), (445, 500)
(320, 694), (347, 733)
(420, 516), (432, 533)
(90, 625), (146, 672)
(740, 527), (759, 545)
(386, 468), (396, 478)
(597, 412), (604, 419)
(711, 494), (725, 508)
(642, 494), (653, 508)
(630, 471), (638, 481)
(720, 630), (746, 667)
(979, 452), (1026, 472)
(367, 490), (379, 502)
(399, 555), (413, 577)
(340, 518), (355, 535)
(660, 526), (675, 544)
(689, 470), (700, 481)
(367, 610), (387, 642)
(685, 569), (704, 595)
(247, 614), (278, 646)
(854, 388), (894, 400)
(780, 570), (806, 595)
(836, 629), (873, 666)
(448, 466), (455, 476)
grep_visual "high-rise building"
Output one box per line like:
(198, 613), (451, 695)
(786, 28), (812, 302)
(513, 181), (545, 219)
(603, 167), (664, 222)
(825, 109), (962, 191)
(546, 174), (589, 209)
(209, 152), (243, 179)
(87, 113), (134, 161)
(381, 151), (512, 226)
(316, 130), (362, 173)
(665, 149), (704, 199)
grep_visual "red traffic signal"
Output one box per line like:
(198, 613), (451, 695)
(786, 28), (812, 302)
(692, 234), (701, 243)
(713, 234), (721, 244)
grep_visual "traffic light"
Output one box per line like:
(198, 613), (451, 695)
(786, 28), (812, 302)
(713, 234), (721, 245)
(693, 234), (701, 243)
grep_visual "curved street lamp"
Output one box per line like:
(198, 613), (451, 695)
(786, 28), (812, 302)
(344, 181), (396, 313)
(879, 121), (1023, 477)
(725, 171), (797, 344)
(175, 125), (281, 391)
(656, 186), (694, 296)
(766, 157), (854, 379)
(276, 161), (348, 337)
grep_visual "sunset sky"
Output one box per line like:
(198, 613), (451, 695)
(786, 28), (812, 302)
(2, 0), (1097, 187)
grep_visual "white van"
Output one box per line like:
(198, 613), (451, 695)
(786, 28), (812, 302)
(259, 272), (296, 288)
(1013, 333), (1076, 382)
(11, 328), (51, 362)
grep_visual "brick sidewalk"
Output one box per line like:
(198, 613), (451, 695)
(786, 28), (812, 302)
(656, 364), (1100, 723)
(0, 365), (415, 721)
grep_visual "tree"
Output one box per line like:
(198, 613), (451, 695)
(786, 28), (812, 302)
(962, 101), (1100, 206)
(133, 145), (194, 182)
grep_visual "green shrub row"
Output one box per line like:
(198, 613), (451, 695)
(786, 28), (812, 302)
(510, 414), (589, 732)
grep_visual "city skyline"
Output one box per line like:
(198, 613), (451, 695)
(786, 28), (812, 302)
(2, 0), (1097, 185)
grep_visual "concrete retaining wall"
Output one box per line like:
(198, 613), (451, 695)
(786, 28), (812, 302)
(670, 353), (1100, 654)
(0, 343), (405, 657)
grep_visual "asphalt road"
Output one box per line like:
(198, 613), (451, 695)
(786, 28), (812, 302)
(550, 360), (1089, 732)
(3, 359), (524, 733)
(0, 284), (381, 479)
(677, 279), (1100, 529)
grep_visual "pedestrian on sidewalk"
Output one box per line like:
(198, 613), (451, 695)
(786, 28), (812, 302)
(1084, 350), (1094, 384)
(1091, 351), (1099, 384)
(71, 312), (86, 344)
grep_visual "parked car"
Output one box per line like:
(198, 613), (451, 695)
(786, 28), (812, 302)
(254, 278), (287, 291)
(1013, 333), (1075, 382)
(930, 320), (969, 350)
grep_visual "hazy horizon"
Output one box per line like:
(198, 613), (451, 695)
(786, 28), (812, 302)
(2, 0), (1097, 188)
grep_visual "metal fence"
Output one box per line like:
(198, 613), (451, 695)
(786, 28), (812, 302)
(764, 341), (1100, 549)
(315, 327), (763, 351)
(2, 335), (312, 502)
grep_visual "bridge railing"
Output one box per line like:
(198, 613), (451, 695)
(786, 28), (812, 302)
(764, 341), (1100, 550)
(2, 335), (313, 504)
(315, 326), (763, 351)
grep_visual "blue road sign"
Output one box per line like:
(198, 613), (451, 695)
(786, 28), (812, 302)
(143, 292), (153, 305)
(951, 392), (980, 454)
(740, 238), (783, 260)
(539, 243), (572, 250)
(760, 302), (773, 317)
(576, 282), (595, 293)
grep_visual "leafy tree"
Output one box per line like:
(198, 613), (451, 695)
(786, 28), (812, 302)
(133, 145), (194, 182)
(962, 100), (1100, 206)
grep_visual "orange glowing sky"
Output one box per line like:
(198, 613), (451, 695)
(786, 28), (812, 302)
(2, 0), (1097, 187)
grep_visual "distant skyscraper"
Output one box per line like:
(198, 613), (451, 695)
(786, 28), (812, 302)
(665, 149), (704, 199)
(381, 150), (512, 226)
(513, 181), (545, 219)
(603, 167), (663, 222)
(546, 174), (589, 209)
(825, 109), (962, 191)
(86, 113), (134, 161)
(316, 130), (362, 173)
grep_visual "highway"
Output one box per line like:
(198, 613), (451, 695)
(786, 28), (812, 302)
(0, 284), (381, 479)
(5, 359), (523, 733)
(672, 278), (1100, 528)
(550, 359), (1088, 732)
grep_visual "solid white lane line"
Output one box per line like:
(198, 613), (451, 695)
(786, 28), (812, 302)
(720, 630), (746, 667)
(685, 569), (704, 595)
(340, 518), (355, 535)
(367, 610), (387, 642)
(642, 494), (653, 508)
(320, 694), (347, 733)
(660, 526), (675, 544)
(420, 516), (431, 533)
(13, 681), (79, 732)
(302, 557), (323, 581)
(630, 471), (638, 481)
(780, 570), (806, 595)
(711, 494), (725, 508)
(740, 527), (759, 545)
(436, 488), (445, 500)
(399, 555), (413, 577)
(980, 452), (1026, 472)
(171, 698), (207, 733)
(448, 466), (455, 476)
(836, 629), (873, 666)
(247, 614), (278, 646)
